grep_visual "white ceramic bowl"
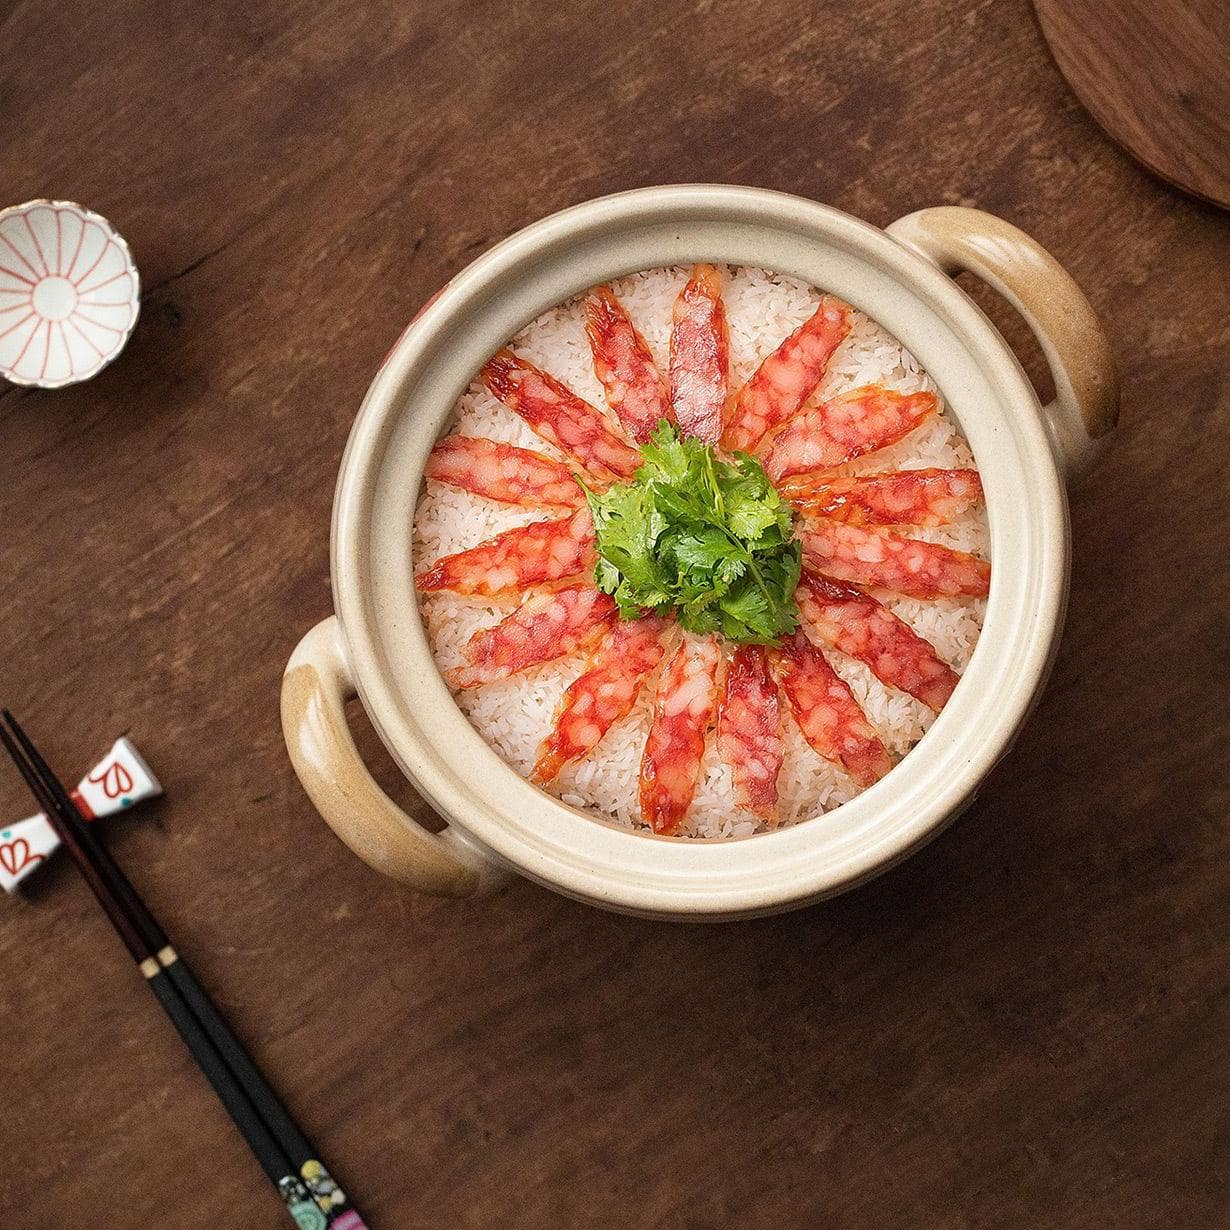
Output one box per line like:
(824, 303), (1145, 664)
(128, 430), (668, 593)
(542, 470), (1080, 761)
(281, 186), (1117, 921)
(0, 200), (139, 388)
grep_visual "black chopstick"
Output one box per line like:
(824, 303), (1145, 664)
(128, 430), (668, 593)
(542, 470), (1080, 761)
(3, 710), (357, 1213)
(1, 712), (367, 1230)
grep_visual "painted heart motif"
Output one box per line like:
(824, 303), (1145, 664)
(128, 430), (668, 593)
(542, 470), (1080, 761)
(89, 760), (133, 799)
(0, 838), (45, 876)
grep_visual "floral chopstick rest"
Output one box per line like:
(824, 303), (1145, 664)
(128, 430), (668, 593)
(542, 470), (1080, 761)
(0, 200), (140, 388)
(0, 738), (161, 893)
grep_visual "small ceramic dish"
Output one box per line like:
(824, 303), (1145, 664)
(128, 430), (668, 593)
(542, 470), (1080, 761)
(281, 186), (1118, 921)
(0, 200), (140, 388)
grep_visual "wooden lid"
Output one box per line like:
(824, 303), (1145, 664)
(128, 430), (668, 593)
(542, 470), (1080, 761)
(1035, 0), (1230, 209)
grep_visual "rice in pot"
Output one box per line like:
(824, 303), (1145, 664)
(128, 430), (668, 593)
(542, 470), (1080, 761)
(413, 266), (987, 838)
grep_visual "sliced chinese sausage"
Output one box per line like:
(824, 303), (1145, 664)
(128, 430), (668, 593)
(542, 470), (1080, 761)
(425, 435), (583, 509)
(445, 584), (617, 690)
(721, 296), (852, 454)
(482, 348), (641, 482)
(760, 386), (938, 482)
(778, 467), (981, 527)
(416, 506), (595, 597)
(668, 263), (729, 444)
(769, 633), (892, 787)
(638, 633), (722, 834)
(798, 520), (990, 599)
(717, 644), (783, 821)
(533, 616), (674, 783)
(794, 573), (959, 711)
(584, 285), (671, 445)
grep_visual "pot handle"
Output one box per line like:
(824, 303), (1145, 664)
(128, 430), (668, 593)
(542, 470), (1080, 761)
(885, 206), (1119, 483)
(281, 616), (507, 896)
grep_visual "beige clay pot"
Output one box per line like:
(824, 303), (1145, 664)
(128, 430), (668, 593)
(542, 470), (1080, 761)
(281, 186), (1118, 921)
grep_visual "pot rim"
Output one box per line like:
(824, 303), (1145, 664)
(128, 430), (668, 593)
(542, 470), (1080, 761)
(329, 184), (1068, 916)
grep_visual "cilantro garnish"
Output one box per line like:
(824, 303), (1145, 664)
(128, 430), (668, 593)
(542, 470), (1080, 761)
(581, 421), (801, 645)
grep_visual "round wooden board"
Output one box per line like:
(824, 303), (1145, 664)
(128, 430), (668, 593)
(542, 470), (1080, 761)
(1034, 0), (1230, 209)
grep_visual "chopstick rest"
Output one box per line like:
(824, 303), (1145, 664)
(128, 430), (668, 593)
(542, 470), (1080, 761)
(0, 738), (161, 892)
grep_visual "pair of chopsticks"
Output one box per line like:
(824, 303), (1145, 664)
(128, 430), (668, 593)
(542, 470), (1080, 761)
(1, 711), (367, 1230)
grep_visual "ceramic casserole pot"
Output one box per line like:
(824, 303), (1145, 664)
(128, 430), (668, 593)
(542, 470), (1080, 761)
(281, 185), (1118, 921)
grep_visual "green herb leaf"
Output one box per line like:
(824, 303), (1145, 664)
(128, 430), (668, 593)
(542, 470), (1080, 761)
(587, 420), (801, 644)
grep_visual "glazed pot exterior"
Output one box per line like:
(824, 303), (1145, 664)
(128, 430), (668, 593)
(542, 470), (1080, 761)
(282, 186), (1117, 920)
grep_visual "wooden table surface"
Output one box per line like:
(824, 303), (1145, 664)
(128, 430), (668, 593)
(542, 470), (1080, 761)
(2, 2), (1227, 1226)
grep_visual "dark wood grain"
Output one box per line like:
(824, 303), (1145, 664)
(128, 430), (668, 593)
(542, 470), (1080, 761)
(1035, 0), (1230, 209)
(1, 1), (1227, 1227)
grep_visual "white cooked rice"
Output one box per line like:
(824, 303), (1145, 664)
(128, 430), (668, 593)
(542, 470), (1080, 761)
(413, 266), (988, 838)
